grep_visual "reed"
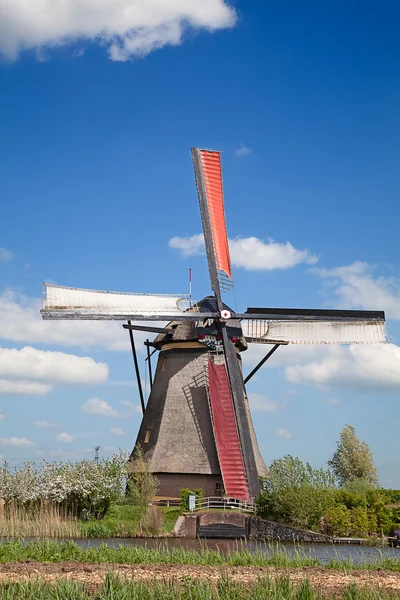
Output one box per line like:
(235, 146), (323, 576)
(0, 540), (399, 572)
(0, 573), (398, 600)
(0, 502), (81, 539)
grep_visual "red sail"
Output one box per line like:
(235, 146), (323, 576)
(198, 150), (232, 279)
(207, 358), (250, 500)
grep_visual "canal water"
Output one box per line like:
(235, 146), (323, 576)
(60, 537), (400, 565)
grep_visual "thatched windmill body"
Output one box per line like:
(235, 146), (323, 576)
(41, 148), (387, 500)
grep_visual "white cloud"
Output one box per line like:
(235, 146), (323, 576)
(54, 432), (73, 444)
(109, 427), (125, 436)
(121, 399), (143, 414)
(0, 0), (236, 62)
(275, 428), (292, 439)
(286, 343), (400, 392)
(235, 143), (252, 157)
(169, 234), (204, 257)
(81, 397), (119, 417)
(0, 346), (108, 384)
(0, 380), (52, 395)
(324, 398), (341, 405)
(0, 437), (35, 447)
(0, 410), (4, 421)
(248, 393), (284, 413)
(0, 248), (13, 263)
(33, 420), (58, 429)
(312, 261), (400, 318)
(230, 237), (317, 270)
(169, 235), (317, 270)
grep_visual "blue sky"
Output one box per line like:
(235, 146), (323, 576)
(1, 0), (400, 485)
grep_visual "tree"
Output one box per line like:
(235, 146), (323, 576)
(257, 455), (336, 530)
(328, 425), (378, 487)
(128, 446), (159, 533)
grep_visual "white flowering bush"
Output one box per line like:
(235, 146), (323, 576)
(0, 451), (128, 517)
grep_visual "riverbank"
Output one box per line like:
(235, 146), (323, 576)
(0, 562), (400, 598)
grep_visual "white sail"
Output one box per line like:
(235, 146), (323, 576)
(42, 283), (191, 319)
(244, 319), (388, 345)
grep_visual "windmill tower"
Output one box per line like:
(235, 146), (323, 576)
(41, 148), (388, 500)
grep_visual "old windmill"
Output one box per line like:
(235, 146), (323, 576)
(41, 148), (387, 501)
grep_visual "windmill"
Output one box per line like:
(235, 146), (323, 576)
(41, 148), (387, 501)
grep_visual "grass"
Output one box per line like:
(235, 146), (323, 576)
(0, 540), (399, 572)
(79, 505), (181, 538)
(0, 573), (398, 599)
(0, 502), (80, 539)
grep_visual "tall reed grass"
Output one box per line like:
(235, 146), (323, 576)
(0, 540), (400, 572)
(0, 573), (398, 600)
(0, 502), (81, 539)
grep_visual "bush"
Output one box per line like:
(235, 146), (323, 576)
(0, 453), (128, 516)
(324, 505), (351, 536)
(83, 521), (111, 538)
(179, 488), (203, 511)
(350, 507), (369, 536)
(257, 456), (335, 530)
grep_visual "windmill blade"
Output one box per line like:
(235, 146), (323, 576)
(40, 283), (218, 321)
(192, 148), (233, 299)
(242, 307), (387, 344)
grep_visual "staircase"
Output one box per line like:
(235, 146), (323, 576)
(207, 358), (250, 500)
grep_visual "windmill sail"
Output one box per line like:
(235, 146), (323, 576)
(41, 283), (198, 320)
(244, 307), (387, 345)
(192, 148), (233, 292)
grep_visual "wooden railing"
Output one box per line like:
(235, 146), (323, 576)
(194, 496), (256, 514)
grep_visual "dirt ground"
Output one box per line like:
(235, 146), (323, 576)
(0, 562), (399, 595)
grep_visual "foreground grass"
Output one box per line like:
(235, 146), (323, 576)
(0, 573), (398, 600)
(0, 540), (400, 572)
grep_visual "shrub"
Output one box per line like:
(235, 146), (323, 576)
(179, 488), (203, 511)
(324, 505), (351, 536)
(350, 507), (369, 536)
(84, 521), (111, 538)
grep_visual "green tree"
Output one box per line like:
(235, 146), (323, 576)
(257, 455), (335, 530)
(328, 425), (378, 487)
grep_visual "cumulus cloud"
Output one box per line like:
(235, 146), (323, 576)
(121, 399), (143, 414)
(0, 437), (35, 447)
(0, 346), (108, 384)
(0, 380), (52, 395)
(0, 0), (236, 61)
(169, 235), (317, 270)
(312, 262), (400, 318)
(0, 248), (13, 263)
(275, 428), (292, 439)
(81, 397), (119, 417)
(169, 234), (204, 257)
(54, 432), (74, 444)
(248, 393), (284, 413)
(235, 143), (252, 157)
(109, 427), (125, 436)
(286, 343), (400, 392)
(33, 420), (58, 429)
